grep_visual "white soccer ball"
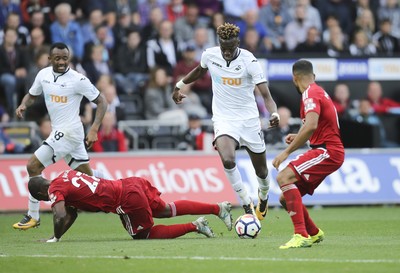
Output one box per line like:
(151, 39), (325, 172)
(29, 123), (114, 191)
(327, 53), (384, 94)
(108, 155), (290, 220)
(234, 214), (261, 239)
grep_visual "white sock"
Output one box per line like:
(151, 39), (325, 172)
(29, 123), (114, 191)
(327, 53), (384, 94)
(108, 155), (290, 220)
(257, 175), (270, 200)
(92, 169), (111, 179)
(224, 166), (251, 205)
(28, 194), (40, 220)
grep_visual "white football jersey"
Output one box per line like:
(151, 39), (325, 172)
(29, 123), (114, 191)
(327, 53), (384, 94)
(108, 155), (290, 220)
(29, 67), (100, 130)
(200, 47), (267, 121)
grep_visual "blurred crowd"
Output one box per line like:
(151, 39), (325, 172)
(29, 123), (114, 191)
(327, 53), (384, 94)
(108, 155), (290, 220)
(1, 0), (400, 153)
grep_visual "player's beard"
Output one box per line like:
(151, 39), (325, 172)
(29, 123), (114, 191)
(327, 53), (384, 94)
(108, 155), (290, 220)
(294, 83), (302, 95)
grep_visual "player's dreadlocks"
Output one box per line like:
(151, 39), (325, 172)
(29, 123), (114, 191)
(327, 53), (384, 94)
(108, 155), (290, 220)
(217, 23), (240, 40)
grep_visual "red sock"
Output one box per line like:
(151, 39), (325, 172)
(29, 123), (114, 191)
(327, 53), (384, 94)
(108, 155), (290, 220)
(303, 204), (319, 236)
(170, 200), (219, 217)
(281, 184), (308, 238)
(148, 223), (196, 239)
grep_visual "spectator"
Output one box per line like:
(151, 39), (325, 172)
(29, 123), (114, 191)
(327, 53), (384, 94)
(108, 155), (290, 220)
(207, 12), (225, 47)
(222, 0), (258, 23)
(20, 0), (52, 25)
(25, 9), (52, 44)
(99, 78), (125, 121)
(30, 114), (52, 151)
(165, 0), (186, 23)
(82, 44), (112, 85)
(294, 26), (327, 53)
(351, 99), (398, 147)
(91, 111), (127, 152)
(194, 0), (221, 21)
(284, 4), (318, 52)
(0, 27), (29, 117)
(377, 0), (400, 39)
(192, 27), (213, 61)
(0, 0), (22, 28)
(322, 14), (345, 44)
(289, 0), (322, 32)
(259, 0), (292, 52)
(264, 106), (298, 149)
(140, 6), (165, 42)
(372, 19), (400, 56)
(242, 27), (269, 56)
(143, 67), (178, 120)
(0, 105), (10, 122)
(354, 8), (376, 40)
(50, 3), (84, 61)
(137, 0), (166, 28)
(236, 9), (270, 51)
(112, 9), (139, 52)
(349, 29), (377, 56)
(178, 113), (206, 150)
(25, 27), (50, 69)
(104, 0), (139, 28)
(326, 25), (349, 57)
(173, 43), (212, 115)
(0, 11), (30, 46)
(314, 0), (353, 37)
(174, 3), (207, 44)
(366, 81), (400, 114)
(331, 83), (356, 118)
(113, 28), (148, 94)
(81, 9), (114, 51)
(146, 20), (182, 76)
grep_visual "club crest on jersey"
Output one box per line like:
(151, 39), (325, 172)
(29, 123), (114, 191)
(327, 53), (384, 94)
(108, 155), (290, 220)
(235, 65), (242, 71)
(304, 98), (316, 111)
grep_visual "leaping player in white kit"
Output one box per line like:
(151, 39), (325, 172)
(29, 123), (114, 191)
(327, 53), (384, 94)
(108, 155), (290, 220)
(172, 23), (280, 219)
(13, 42), (108, 230)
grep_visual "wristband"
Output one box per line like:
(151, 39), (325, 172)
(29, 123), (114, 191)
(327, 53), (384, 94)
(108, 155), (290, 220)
(175, 79), (186, 89)
(271, 112), (280, 120)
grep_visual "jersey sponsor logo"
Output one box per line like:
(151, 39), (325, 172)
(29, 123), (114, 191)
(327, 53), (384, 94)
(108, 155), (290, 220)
(213, 76), (242, 86)
(304, 98), (316, 112)
(50, 94), (68, 103)
(211, 61), (222, 68)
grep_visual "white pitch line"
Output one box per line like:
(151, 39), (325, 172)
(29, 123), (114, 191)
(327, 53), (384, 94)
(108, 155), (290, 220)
(0, 254), (399, 264)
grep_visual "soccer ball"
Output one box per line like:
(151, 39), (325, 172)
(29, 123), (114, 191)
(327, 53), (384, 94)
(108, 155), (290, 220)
(234, 214), (261, 239)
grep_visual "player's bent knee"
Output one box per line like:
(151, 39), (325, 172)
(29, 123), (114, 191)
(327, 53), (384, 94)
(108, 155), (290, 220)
(26, 156), (44, 176)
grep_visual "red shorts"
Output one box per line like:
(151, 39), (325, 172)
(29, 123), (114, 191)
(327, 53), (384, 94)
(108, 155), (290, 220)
(288, 147), (344, 196)
(117, 177), (166, 238)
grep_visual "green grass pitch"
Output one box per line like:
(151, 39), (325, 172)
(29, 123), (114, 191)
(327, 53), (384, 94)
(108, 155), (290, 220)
(1, 206), (399, 273)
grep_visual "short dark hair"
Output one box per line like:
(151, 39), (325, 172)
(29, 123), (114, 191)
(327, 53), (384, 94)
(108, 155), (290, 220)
(217, 23), (240, 40)
(292, 59), (314, 76)
(50, 42), (69, 55)
(28, 176), (48, 201)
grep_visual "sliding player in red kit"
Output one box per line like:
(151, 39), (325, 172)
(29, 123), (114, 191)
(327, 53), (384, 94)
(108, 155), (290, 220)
(272, 59), (345, 249)
(28, 170), (233, 242)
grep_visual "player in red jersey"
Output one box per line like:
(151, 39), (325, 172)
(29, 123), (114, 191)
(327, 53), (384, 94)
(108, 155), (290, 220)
(28, 170), (233, 242)
(272, 59), (345, 249)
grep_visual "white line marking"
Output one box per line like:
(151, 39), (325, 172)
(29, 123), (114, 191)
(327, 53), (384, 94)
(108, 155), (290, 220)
(0, 254), (398, 264)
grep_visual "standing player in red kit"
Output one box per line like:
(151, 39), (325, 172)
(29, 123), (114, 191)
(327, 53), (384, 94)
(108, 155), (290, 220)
(272, 59), (344, 249)
(28, 170), (233, 242)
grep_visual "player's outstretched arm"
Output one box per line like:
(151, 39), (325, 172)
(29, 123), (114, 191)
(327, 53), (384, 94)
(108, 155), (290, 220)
(15, 93), (38, 119)
(86, 94), (108, 149)
(49, 201), (77, 242)
(172, 65), (208, 104)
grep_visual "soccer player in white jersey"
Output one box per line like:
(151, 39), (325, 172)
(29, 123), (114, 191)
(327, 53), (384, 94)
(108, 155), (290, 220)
(172, 23), (280, 218)
(13, 43), (108, 230)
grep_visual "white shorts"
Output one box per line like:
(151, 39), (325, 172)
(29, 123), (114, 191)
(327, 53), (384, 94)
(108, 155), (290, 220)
(34, 125), (89, 169)
(213, 117), (266, 153)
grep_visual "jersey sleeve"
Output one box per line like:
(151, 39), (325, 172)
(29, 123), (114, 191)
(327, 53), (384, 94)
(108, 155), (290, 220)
(74, 75), (100, 102)
(200, 50), (209, 69)
(303, 93), (321, 115)
(246, 57), (267, 85)
(28, 70), (43, 96)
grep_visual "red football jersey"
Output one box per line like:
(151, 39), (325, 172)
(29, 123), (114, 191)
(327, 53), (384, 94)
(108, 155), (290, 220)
(48, 170), (123, 213)
(300, 83), (344, 150)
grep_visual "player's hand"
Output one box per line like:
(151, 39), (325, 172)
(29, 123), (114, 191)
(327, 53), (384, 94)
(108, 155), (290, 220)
(15, 104), (26, 119)
(285, 134), (297, 144)
(172, 88), (186, 104)
(86, 128), (98, 149)
(269, 112), (280, 128)
(272, 151), (289, 170)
